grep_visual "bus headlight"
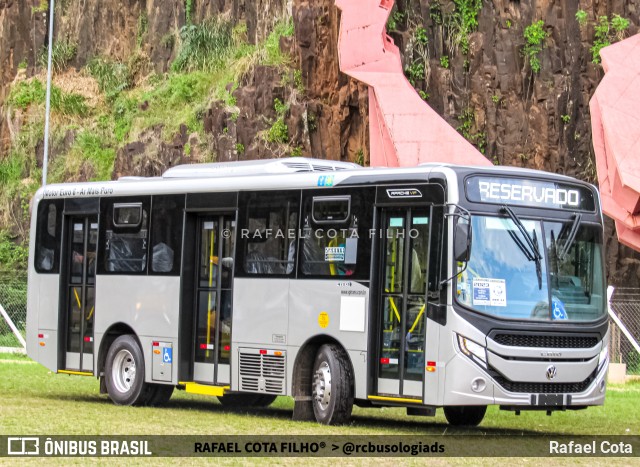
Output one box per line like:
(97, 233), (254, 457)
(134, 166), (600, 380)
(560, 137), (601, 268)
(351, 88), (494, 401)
(457, 334), (487, 368)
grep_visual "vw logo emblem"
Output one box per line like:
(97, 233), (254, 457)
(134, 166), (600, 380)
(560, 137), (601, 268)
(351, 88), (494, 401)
(546, 365), (557, 380)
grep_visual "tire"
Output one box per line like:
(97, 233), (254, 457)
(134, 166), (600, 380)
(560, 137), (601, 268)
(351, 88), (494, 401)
(147, 384), (174, 406)
(104, 335), (151, 406)
(311, 344), (353, 425)
(443, 405), (487, 427)
(217, 393), (278, 407)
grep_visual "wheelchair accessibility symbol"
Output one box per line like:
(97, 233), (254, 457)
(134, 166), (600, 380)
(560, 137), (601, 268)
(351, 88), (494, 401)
(162, 347), (172, 364)
(552, 299), (568, 320)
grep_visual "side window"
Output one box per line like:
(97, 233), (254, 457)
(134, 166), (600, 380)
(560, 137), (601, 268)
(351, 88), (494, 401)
(238, 191), (299, 276)
(100, 197), (150, 274)
(301, 189), (373, 279)
(35, 200), (63, 273)
(150, 195), (184, 275)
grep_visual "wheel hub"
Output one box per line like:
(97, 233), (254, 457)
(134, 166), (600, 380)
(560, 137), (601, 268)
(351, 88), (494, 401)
(313, 361), (332, 410)
(112, 349), (136, 394)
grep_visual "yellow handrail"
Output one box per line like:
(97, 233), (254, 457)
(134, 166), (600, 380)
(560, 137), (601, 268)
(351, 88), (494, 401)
(206, 228), (215, 358)
(408, 303), (426, 334)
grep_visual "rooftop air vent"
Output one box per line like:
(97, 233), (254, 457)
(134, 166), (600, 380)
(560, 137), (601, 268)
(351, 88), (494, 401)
(162, 158), (361, 179)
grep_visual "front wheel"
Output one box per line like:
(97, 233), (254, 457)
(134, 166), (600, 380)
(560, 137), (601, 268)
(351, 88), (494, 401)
(311, 344), (353, 425)
(104, 335), (151, 406)
(443, 405), (487, 426)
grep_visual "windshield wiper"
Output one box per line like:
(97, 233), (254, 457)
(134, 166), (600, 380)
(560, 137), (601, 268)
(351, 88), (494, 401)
(558, 213), (582, 261)
(501, 206), (543, 289)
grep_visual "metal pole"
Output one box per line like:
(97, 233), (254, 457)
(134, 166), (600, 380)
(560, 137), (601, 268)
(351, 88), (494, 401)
(42, 0), (55, 186)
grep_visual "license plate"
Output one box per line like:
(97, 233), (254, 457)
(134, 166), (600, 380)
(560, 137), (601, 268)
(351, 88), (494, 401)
(531, 394), (566, 406)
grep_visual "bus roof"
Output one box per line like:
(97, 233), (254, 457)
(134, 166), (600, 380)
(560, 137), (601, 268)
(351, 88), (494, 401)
(33, 159), (595, 201)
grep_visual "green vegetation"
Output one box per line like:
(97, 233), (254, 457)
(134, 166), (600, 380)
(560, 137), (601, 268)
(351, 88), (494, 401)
(17, 59), (28, 70)
(185, 0), (193, 25)
(235, 143), (245, 154)
(405, 62), (425, 86)
(9, 79), (88, 117)
(31, 0), (48, 14)
(491, 94), (500, 104)
(522, 20), (548, 73)
(38, 39), (77, 73)
(457, 108), (486, 154)
(265, 19), (294, 65)
(403, 25), (429, 86)
(450, 0), (483, 54)
(137, 10), (148, 48)
(290, 145), (303, 157)
(575, 9), (588, 27)
(561, 114), (571, 124)
(266, 98), (289, 144)
(386, 9), (406, 32)
(440, 55), (450, 69)
(172, 17), (234, 72)
(590, 14), (630, 64)
(1, 357), (640, 437)
(2, 14), (302, 261)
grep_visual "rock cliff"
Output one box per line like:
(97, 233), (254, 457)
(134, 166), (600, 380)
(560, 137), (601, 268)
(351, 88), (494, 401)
(0, 0), (639, 283)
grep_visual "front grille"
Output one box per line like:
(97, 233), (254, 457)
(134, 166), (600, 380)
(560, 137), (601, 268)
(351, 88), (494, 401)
(493, 334), (598, 349)
(493, 371), (596, 394)
(239, 349), (286, 395)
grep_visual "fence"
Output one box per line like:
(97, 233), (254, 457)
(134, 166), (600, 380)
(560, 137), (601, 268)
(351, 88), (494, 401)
(0, 271), (28, 349)
(1, 274), (639, 374)
(609, 287), (640, 375)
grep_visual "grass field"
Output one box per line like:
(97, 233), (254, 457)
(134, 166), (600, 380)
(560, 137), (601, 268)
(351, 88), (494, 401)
(1, 353), (638, 465)
(1, 352), (639, 437)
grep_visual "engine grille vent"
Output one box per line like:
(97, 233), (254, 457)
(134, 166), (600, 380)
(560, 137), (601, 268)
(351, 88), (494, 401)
(493, 334), (598, 349)
(493, 370), (596, 394)
(239, 349), (286, 394)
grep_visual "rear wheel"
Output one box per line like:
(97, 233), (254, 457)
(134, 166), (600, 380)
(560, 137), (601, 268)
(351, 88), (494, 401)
(104, 335), (151, 406)
(443, 406), (487, 426)
(311, 344), (353, 425)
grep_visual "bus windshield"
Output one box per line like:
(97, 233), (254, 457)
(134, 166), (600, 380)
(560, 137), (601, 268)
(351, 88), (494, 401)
(456, 214), (605, 322)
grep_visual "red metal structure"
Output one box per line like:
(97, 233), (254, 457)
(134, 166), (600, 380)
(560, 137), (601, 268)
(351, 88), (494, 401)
(335, 0), (491, 168)
(590, 34), (640, 251)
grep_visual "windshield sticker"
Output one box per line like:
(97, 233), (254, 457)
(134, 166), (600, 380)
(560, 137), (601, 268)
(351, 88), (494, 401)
(325, 246), (345, 262)
(551, 298), (568, 320)
(472, 278), (507, 307)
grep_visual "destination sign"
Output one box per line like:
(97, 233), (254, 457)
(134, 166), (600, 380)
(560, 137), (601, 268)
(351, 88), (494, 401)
(465, 176), (596, 211)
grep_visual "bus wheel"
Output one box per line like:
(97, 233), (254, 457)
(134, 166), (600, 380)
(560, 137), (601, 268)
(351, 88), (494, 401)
(443, 406), (487, 426)
(104, 335), (150, 406)
(147, 384), (174, 406)
(311, 344), (353, 425)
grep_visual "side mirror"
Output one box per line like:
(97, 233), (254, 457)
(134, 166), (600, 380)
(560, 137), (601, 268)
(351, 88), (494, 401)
(454, 220), (472, 263)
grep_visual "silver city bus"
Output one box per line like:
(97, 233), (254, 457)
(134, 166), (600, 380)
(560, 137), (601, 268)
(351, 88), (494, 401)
(26, 158), (609, 426)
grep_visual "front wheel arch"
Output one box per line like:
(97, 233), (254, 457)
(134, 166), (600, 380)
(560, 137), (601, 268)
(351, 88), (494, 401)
(291, 335), (356, 402)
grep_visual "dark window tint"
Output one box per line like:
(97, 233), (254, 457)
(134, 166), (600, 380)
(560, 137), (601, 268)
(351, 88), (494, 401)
(301, 188), (373, 279)
(238, 191), (299, 276)
(100, 197), (150, 274)
(35, 200), (63, 273)
(312, 196), (350, 223)
(113, 204), (142, 227)
(150, 195), (184, 275)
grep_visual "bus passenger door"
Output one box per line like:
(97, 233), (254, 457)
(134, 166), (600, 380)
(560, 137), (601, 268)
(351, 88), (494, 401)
(63, 215), (98, 373)
(375, 208), (430, 399)
(193, 215), (235, 385)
